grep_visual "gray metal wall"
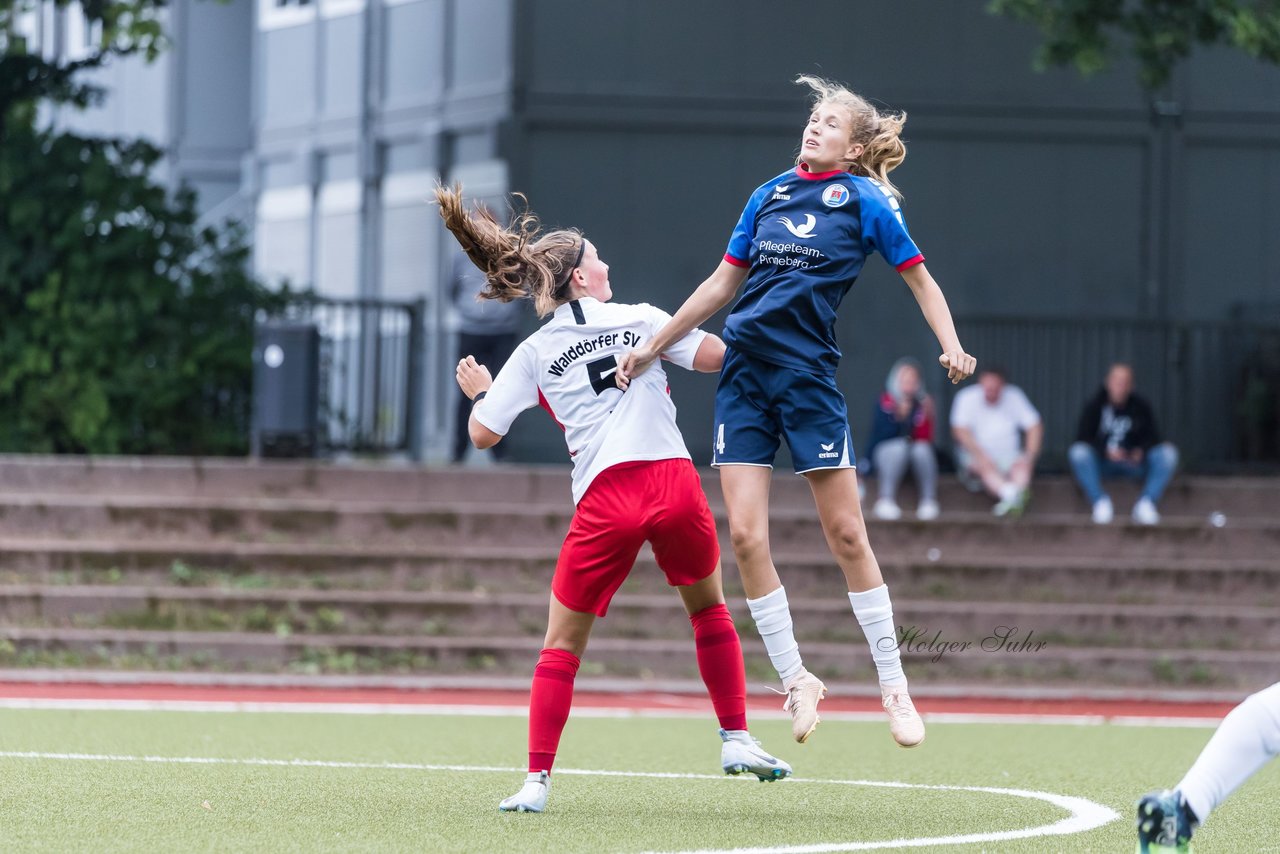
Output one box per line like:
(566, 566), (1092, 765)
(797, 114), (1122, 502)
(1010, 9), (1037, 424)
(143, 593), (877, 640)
(500, 0), (1280, 467)
(39, 0), (253, 214)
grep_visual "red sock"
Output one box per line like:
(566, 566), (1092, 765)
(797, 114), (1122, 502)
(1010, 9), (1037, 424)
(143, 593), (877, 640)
(527, 647), (580, 773)
(690, 603), (748, 732)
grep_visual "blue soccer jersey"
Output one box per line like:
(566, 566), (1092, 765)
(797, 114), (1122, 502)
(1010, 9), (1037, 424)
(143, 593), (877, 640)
(722, 165), (924, 374)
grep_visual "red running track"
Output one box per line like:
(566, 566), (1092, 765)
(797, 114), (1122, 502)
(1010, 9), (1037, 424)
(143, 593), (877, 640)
(0, 682), (1239, 720)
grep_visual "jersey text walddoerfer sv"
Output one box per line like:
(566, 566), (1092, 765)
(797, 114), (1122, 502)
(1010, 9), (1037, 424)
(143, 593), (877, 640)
(473, 297), (708, 504)
(723, 165), (924, 375)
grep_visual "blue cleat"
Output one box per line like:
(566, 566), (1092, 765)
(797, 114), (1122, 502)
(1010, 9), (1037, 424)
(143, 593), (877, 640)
(720, 728), (792, 782)
(1136, 789), (1197, 853)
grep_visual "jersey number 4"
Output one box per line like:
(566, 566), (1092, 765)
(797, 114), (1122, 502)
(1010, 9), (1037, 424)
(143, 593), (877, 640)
(586, 355), (619, 396)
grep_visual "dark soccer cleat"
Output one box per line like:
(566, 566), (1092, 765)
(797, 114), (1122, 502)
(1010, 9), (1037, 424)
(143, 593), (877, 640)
(1135, 788), (1196, 853)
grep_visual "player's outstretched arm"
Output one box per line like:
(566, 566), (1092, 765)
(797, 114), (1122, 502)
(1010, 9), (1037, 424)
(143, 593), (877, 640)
(617, 261), (746, 388)
(456, 355), (502, 449)
(900, 263), (976, 384)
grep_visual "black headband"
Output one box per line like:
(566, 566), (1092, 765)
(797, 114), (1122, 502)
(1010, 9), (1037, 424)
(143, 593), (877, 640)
(557, 239), (586, 288)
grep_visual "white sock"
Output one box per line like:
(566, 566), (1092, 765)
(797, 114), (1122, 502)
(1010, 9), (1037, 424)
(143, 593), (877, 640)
(848, 584), (907, 690)
(1177, 681), (1280, 825)
(998, 482), (1019, 503)
(745, 586), (804, 684)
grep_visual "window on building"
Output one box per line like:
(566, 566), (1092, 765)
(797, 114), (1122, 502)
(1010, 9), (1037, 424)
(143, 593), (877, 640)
(259, 0), (317, 30)
(8, 3), (44, 54)
(65, 2), (104, 62)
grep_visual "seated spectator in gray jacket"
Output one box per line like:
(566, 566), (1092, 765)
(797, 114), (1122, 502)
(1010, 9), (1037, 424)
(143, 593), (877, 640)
(863, 358), (939, 521)
(1069, 362), (1179, 526)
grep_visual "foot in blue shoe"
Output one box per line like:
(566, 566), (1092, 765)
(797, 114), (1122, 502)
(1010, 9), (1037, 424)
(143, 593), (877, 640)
(499, 770), (549, 813)
(1135, 788), (1197, 853)
(720, 728), (792, 782)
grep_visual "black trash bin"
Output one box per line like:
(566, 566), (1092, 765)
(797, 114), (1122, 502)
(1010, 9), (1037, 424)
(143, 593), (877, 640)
(252, 321), (321, 457)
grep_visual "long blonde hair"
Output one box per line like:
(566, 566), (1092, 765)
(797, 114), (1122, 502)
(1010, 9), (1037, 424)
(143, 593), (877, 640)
(794, 74), (907, 198)
(434, 184), (584, 317)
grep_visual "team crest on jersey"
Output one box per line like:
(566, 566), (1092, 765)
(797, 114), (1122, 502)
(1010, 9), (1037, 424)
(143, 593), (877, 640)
(822, 185), (849, 208)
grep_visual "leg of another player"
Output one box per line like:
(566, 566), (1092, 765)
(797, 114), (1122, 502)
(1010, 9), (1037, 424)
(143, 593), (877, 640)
(677, 567), (791, 781)
(806, 467), (925, 747)
(1177, 682), (1280, 826)
(1138, 682), (1280, 851)
(499, 598), (595, 813)
(720, 465), (821, 743)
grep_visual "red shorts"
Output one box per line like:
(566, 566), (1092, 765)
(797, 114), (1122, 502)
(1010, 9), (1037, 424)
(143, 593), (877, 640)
(553, 458), (721, 617)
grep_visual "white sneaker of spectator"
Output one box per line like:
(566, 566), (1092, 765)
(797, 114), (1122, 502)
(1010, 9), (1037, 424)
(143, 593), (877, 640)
(872, 498), (902, 521)
(1132, 497), (1160, 526)
(1091, 496), (1114, 525)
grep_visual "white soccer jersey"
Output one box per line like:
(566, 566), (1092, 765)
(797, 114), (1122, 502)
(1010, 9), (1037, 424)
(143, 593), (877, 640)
(473, 297), (708, 504)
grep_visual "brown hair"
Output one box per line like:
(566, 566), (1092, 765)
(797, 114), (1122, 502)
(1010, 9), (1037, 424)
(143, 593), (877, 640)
(434, 184), (584, 317)
(794, 74), (908, 198)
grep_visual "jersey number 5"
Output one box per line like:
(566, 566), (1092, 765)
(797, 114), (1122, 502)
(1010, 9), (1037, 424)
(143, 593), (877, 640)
(586, 355), (619, 396)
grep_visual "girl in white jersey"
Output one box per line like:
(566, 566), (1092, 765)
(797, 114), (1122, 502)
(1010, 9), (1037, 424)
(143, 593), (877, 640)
(436, 186), (791, 814)
(620, 77), (977, 748)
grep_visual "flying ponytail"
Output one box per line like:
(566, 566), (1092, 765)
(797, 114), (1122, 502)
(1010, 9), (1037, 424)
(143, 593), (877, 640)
(794, 75), (908, 199)
(434, 184), (584, 317)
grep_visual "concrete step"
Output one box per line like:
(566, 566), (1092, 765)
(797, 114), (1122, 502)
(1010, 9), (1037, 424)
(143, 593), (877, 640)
(3, 585), (1276, 651)
(0, 626), (1271, 689)
(0, 540), (1276, 606)
(0, 494), (1270, 560)
(1, 455), (1274, 519)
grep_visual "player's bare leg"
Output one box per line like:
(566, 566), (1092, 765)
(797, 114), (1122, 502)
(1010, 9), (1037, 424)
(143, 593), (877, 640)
(720, 465), (825, 743)
(806, 468), (924, 747)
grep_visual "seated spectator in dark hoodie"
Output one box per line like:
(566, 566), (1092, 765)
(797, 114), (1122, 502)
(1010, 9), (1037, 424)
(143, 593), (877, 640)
(864, 358), (939, 521)
(1069, 362), (1179, 526)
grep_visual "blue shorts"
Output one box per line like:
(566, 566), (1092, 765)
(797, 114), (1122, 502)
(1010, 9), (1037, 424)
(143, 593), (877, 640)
(711, 347), (857, 474)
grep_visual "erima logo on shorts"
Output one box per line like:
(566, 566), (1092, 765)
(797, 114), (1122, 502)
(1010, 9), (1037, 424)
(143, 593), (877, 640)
(818, 441), (839, 459)
(778, 214), (816, 238)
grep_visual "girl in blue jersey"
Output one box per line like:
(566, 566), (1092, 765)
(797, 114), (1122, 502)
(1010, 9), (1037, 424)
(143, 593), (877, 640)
(619, 75), (976, 748)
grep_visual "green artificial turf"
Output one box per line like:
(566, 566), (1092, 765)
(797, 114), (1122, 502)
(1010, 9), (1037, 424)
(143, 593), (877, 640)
(0, 709), (1275, 852)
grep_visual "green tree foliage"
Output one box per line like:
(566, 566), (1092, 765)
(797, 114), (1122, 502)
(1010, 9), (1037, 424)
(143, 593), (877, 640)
(1, 0), (286, 454)
(990, 0), (1280, 89)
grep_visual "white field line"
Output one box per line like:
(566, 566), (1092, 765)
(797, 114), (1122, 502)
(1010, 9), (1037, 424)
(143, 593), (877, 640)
(0, 697), (1222, 727)
(647, 781), (1118, 854)
(0, 751), (1120, 853)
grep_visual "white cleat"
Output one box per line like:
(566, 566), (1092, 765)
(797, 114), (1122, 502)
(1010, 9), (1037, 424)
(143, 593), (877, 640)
(720, 728), (792, 782)
(782, 669), (828, 743)
(499, 770), (549, 813)
(882, 689), (926, 748)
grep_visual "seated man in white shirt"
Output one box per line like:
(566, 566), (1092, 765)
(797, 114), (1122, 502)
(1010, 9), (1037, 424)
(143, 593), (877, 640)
(949, 367), (1043, 516)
